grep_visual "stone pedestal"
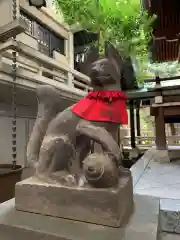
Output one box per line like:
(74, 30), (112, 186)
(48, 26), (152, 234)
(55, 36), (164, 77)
(168, 148), (180, 162)
(160, 198), (180, 234)
(0, 195), (160, 240)
(15, 175), (133, 228)
(153, 149), (170, 163)
(129, 148), (140, 159)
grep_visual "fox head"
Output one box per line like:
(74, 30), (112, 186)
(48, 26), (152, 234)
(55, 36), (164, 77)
(80, 42), (136, 90)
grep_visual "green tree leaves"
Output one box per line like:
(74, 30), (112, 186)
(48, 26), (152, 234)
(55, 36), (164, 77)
(54, 0), (156, 82)
(54, 0), (154, 54)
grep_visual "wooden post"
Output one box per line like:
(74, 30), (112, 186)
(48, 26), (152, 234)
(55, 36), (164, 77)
(136, 101), (141, 143)
(129, 100), (136, 148)
(154, 74), (167, 150)
(169, 123), (176, 145)
(155, 106), (167, 150)
(117, 127), (121, 147)
(67, 32), (74, 86)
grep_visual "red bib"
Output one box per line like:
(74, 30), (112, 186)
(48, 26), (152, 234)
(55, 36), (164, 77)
(72, 90), (128, 124)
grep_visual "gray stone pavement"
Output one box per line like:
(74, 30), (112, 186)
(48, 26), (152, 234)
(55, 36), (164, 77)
(134, 159), (180, 199)
(131, 148), (180, 236)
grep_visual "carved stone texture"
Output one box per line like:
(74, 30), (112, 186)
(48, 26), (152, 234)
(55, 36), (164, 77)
(26, 42), (129, 188)
(15, 175), (133, 227)
(83, 153), (119, 188)
(160, 211), (180, 234)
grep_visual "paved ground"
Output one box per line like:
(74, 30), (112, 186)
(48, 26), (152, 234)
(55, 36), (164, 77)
(130, 149), (180, 238)
(134, 159), (180, 199)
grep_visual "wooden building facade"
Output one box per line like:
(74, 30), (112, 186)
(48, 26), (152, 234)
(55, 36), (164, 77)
(144, 0), (180, 62)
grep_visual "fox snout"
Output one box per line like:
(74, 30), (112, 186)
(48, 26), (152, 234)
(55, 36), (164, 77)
(91, 64), (104, 75)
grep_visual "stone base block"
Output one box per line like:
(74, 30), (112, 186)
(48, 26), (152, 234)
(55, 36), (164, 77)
(160, 198), (180, 234)
(168, 149), (180, 162)
(153, 149), (170, 163)
(129, 148), (140, 159)
(15, 175), (133, 227)
(0, 195), (159, 240)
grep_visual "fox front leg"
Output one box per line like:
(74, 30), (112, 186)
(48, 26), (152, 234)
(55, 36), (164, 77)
(35, 134), (77, 184)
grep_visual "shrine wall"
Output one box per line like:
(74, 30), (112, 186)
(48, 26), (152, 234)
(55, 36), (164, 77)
(0, 101), (36, 167)
(0, 0), (86, 170)
(0, 91), (76, 168)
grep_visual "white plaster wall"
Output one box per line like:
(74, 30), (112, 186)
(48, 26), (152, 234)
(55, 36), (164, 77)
(0, 96), (74, 167)
(0, 102), (36, 167)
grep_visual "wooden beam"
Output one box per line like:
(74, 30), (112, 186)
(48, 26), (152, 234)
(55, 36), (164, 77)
(136, 101), (141, 138)
(178, 42), (180, 62)
(126, 86), (180, 100)
(144, 75), (180, 83)
(155, 107), (167, 150)
(152, 102), (180, 107)
(129, 100), (136, 149)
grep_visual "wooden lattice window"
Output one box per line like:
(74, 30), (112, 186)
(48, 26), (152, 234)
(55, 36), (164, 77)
(20, 12), (33, 35)
(20, 11), (65, 57)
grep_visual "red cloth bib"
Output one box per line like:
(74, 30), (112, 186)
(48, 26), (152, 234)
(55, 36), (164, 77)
(72, 90), (128, 124)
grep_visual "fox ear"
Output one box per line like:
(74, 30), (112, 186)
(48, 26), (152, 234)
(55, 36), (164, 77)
(79, 45), (99, 76)
(105, 41), (124, 78)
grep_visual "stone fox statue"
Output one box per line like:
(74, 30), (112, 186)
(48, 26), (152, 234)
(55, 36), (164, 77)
(27, 42), (130, 187)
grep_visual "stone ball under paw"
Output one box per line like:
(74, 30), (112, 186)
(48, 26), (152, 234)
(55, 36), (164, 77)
(83, 153), (119, 188)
